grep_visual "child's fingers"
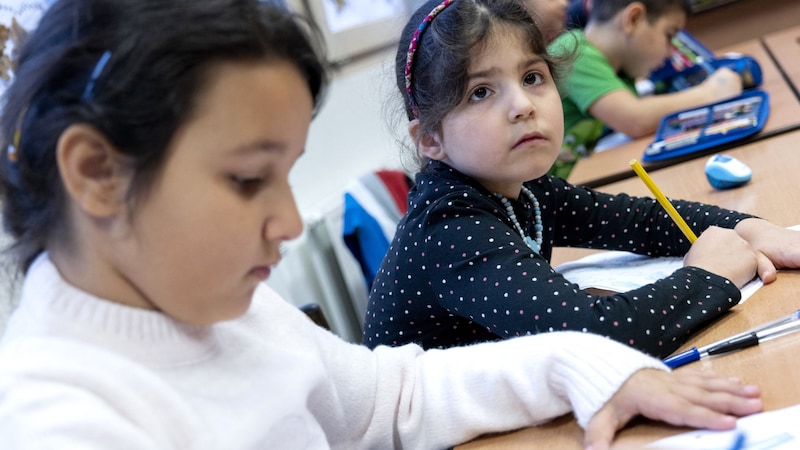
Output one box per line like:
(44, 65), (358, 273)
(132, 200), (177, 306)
(693, 391), (763, 418)
(755, 251), (777, 283)
(583, 370), (762, 449)
(655, 401), (739, 430)
(583, 406), (622, 450)
(673, 371), (761, 398)
(649, 376), (762, 418)
(636, 381), (761, 429)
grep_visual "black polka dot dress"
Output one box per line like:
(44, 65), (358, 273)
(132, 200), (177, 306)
(363, 160), (751, 358)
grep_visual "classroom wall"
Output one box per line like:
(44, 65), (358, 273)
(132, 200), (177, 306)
(266, 47), (410, 342)
(290, 47), (406, 220)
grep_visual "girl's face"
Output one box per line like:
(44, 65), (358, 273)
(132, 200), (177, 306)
(422, 25), (563, 198)
(520, 0), (568, 43)
(93, 60), (311, 325)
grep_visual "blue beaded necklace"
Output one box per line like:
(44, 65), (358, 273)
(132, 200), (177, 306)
(494, 186), (543, 253)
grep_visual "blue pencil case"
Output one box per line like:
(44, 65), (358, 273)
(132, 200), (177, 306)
(642, 89), (770, 163)
(649, 30), (762, 94)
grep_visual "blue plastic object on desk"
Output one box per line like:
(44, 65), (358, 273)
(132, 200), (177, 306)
(642, 89), (770, 163)
(648, 30), (762, 94)
(705, 154), (752, 189)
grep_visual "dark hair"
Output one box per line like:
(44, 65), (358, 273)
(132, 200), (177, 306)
(0, 0), (328, 273)
(396, 0), (570, 168)
(589, 0), (692, 23)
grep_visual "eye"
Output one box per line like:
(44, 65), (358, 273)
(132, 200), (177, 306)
(523, 71), (545, 87)
(468, 86), (493, 102)
(230, 175), (265, 197)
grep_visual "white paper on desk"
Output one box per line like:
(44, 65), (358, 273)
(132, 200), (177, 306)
(593, 131), (633, 152)
(553, 250), (762, 303)
(647, 403), (800, 449)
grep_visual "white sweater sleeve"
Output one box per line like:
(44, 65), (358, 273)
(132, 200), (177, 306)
(301, 310), (667, 449)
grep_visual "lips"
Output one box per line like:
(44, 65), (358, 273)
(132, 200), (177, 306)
(513, 132), (546, 149)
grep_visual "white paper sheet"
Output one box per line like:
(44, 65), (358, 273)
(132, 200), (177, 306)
(554, 250), (763, 303)
(647, 403), (800, 449)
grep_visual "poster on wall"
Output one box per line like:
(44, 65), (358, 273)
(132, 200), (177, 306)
(286, 0), (411, 66)
(321, 0), (405, 34)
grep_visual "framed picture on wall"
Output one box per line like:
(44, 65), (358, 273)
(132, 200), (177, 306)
(285, 0), (412, 66)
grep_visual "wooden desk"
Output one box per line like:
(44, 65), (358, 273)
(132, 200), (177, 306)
(554, 129), (800, 267)
(566, 38), (800, 189)
(460, 130), (800, 449)
(686, 0), (800, 50)
(762, 24), (800, 101)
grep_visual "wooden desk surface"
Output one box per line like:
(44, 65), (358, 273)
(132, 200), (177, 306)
(566, 38), (800, 189)
(762, 24), (800, 101)
(554, 129), (800, 267)
(460, 130), (800, 449)
(685, 0), (800, 50)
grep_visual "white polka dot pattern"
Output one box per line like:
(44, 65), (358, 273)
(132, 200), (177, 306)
(362, 161), (750, 358)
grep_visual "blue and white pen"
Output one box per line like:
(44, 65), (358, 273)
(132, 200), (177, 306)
(729, 432), (746, 450)
(663, 309), (800, 369)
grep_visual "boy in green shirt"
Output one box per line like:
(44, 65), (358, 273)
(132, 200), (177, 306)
(548, 0), (743, 178)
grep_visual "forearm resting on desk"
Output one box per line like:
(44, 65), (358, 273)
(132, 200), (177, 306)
(735, 218), (800, 280)
(589, 68), (743, 138)
(684, 226), (759, 288)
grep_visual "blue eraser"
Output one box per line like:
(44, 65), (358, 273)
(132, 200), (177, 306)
(705, 154), (752, 189)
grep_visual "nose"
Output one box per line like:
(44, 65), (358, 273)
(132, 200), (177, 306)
(508, 87), (536, 121)
(263, 182), (304, 244)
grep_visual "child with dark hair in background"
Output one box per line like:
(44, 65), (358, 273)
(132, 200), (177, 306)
(0, 1), (764, 449)
(548, 0), (742, 177)
(363, 0), (800, 361)
(566, 0), (591, 28)
(518, 0), (570, 43)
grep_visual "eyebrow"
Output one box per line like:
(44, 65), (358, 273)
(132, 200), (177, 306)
(467, 56), (547, 80)
(231, 140), (286, 155)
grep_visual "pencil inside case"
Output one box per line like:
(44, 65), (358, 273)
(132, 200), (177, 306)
(642, 89), (770, 163)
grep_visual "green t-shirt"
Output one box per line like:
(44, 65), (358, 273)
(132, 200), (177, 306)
(547, 30), (638, 178)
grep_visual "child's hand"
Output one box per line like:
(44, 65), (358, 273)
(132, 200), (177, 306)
(734, 218), (800, 283)
(583, 369), (762, 450)
(684, 226), (758, 288)
(700, 67), (743, 103)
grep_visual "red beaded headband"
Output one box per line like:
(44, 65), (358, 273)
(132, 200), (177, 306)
(404, 0), (455, 120)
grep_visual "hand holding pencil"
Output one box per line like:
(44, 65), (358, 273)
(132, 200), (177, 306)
(630, 159), (759, 288)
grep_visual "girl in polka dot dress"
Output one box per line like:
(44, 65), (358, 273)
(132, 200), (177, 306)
(0, 2), (767, 448)
(364, 0), (800, 358)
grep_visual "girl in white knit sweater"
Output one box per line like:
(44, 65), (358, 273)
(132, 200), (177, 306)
(0, 1), (761, 449)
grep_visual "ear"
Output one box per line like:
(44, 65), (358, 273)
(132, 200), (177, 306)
(57, 124), (131, 218)
(408, 119), (447, 161)
(620, 2), (647, 35)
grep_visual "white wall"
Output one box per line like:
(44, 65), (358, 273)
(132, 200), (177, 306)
(267, 48), (414, 341)
(290, 47), (408, 221)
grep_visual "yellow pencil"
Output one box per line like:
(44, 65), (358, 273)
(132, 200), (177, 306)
(630, 159), (698, 243)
